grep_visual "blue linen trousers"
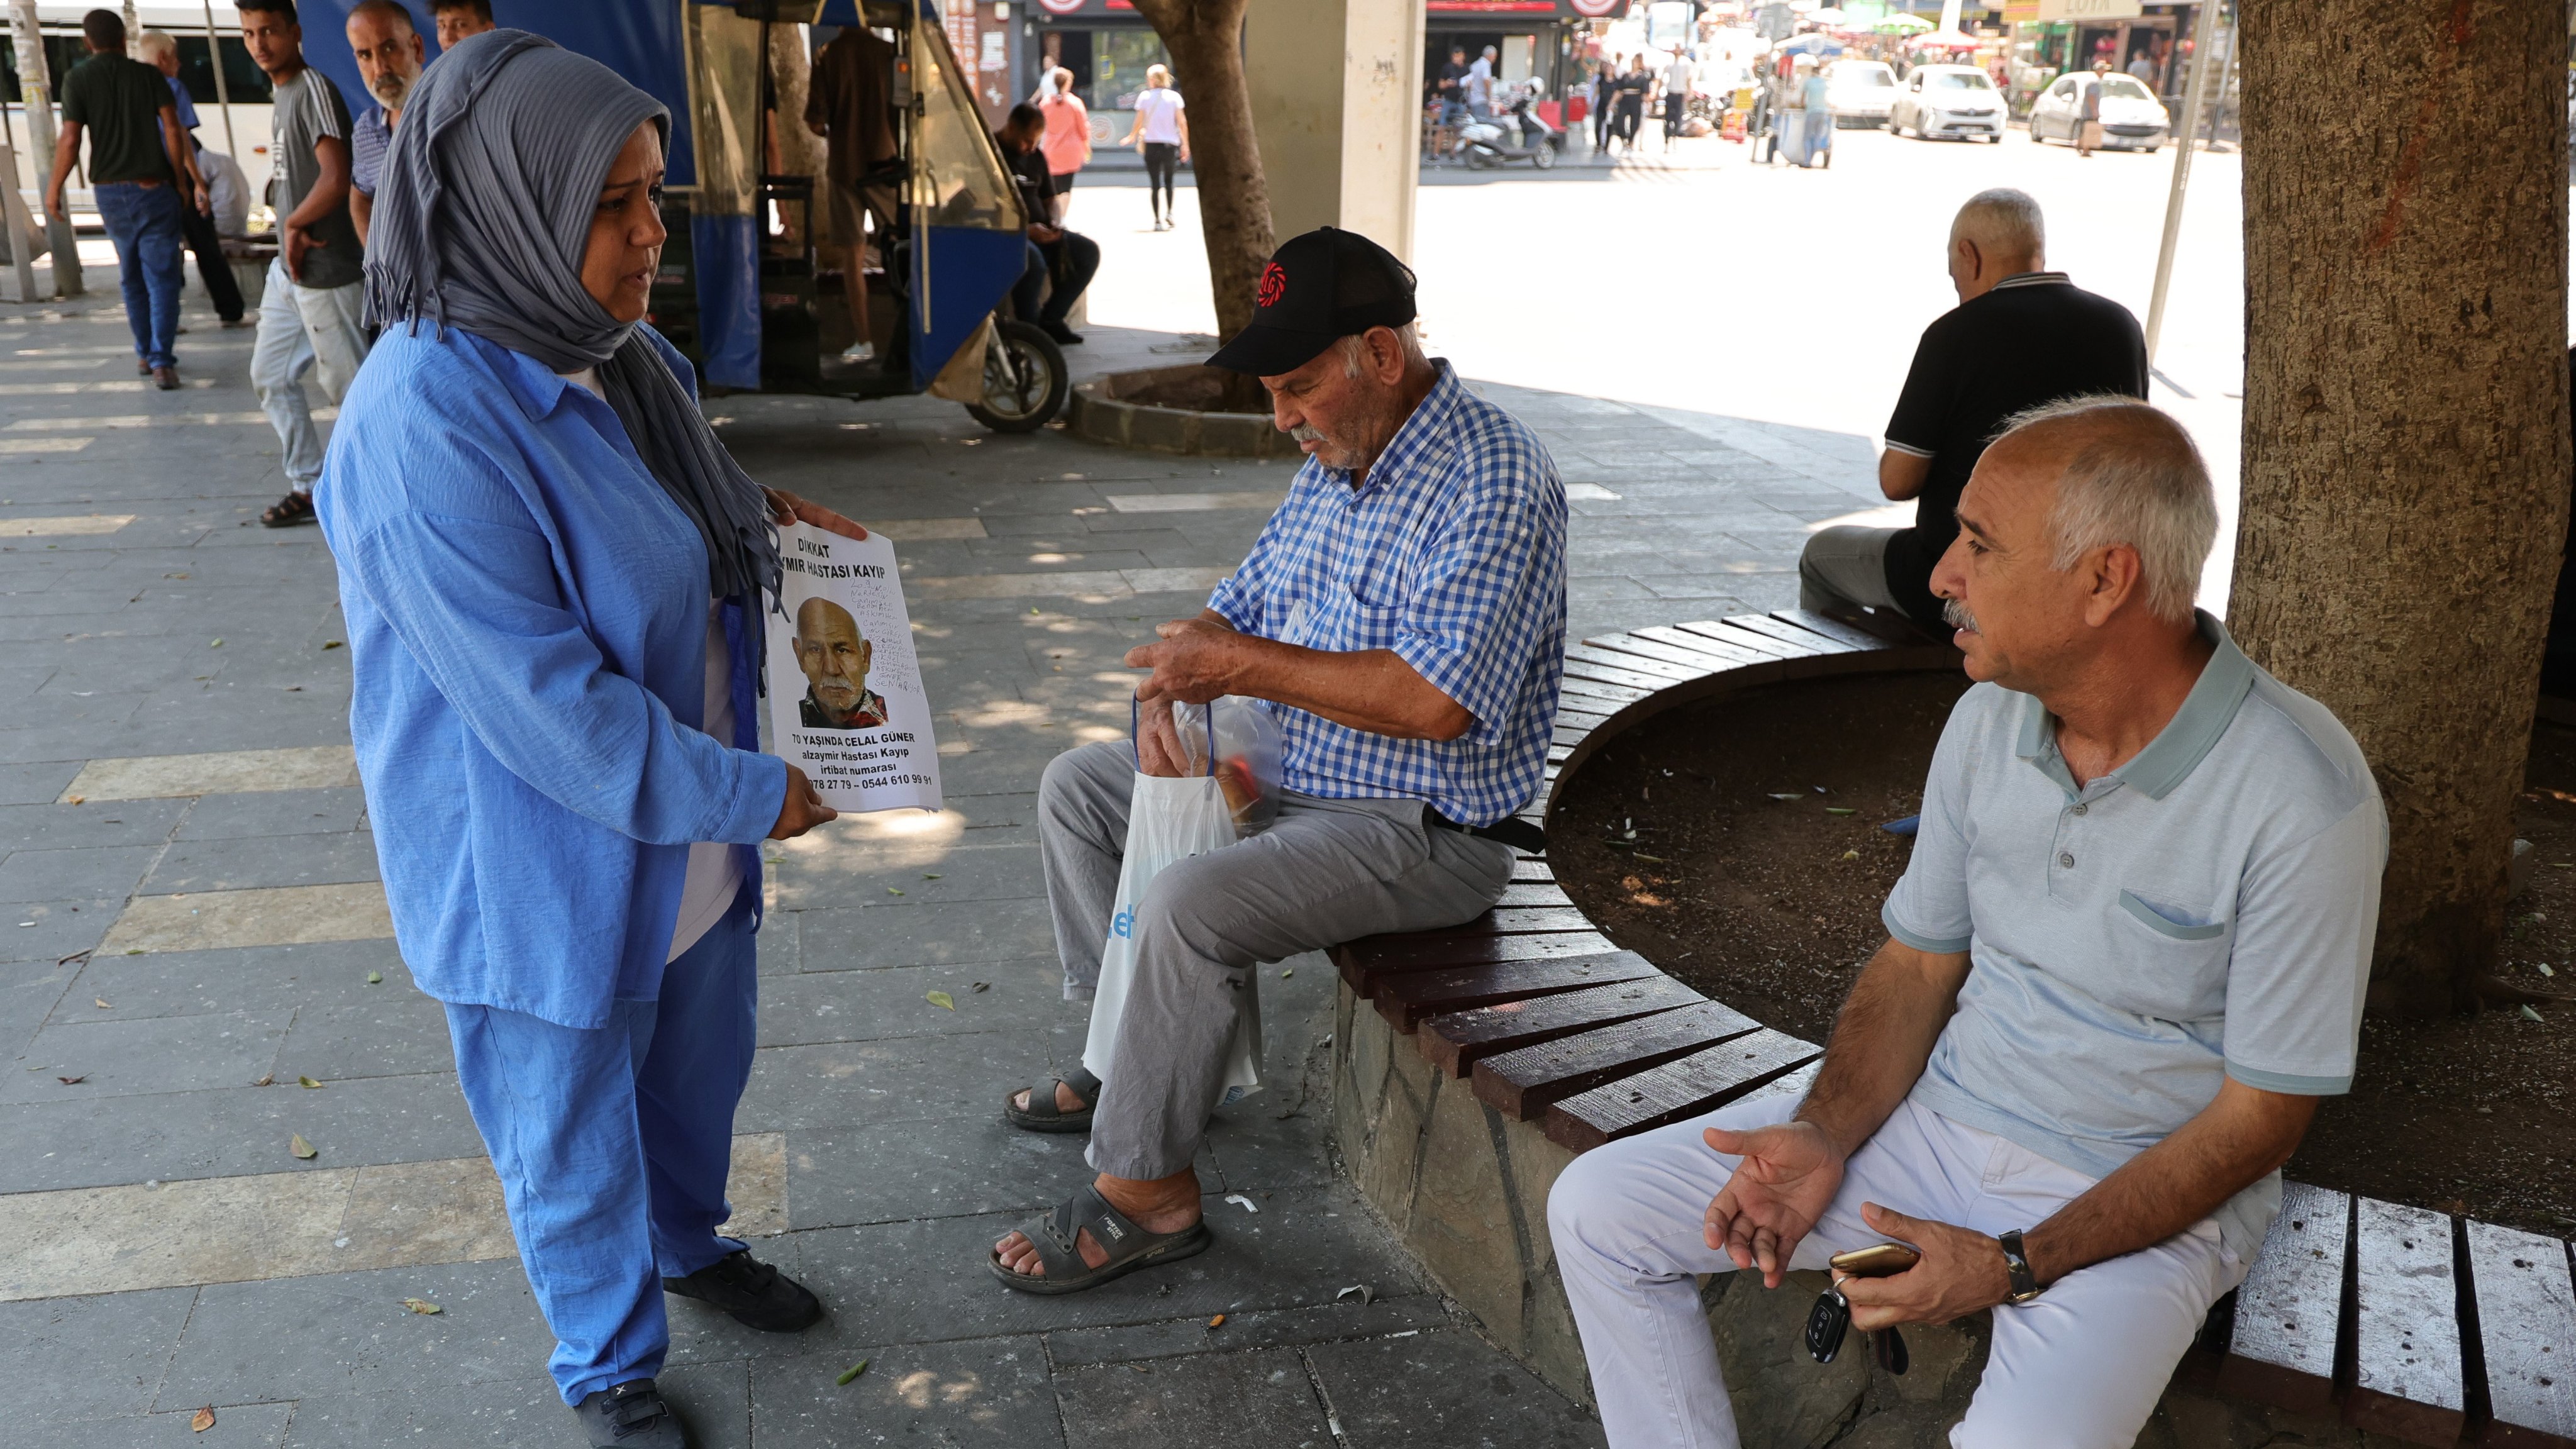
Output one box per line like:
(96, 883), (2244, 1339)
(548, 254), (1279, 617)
(94, 180), (185, 370)
(445, 889), (760, 1404)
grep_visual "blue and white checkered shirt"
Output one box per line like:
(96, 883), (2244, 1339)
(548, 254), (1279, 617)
(1206, 362), (1566, 826)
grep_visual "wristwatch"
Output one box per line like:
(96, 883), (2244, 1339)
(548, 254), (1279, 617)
(1997, 1230), (2043, 1304)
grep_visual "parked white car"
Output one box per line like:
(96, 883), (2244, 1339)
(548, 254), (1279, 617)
(1889, 64), (2005, 142)
(1823, 60), (1898, 128)
(2029, 71), (2170, 152)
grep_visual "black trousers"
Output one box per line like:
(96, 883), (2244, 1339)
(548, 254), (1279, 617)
(177, 197), (243, 323)
(1142, 142), (1179, 215)
(1013, 231), (1101, 326)
(1664, 93), (1688, 136)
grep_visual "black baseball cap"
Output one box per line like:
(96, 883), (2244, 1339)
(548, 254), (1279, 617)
(1204, 227), (1418, 377)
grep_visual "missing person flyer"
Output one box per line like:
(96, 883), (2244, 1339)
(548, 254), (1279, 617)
(765, 521), (943, 814)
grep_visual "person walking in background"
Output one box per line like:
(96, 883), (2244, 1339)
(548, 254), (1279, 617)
(47, 9), (195, 390)
(1132, 64), (1186, 231)
(133, 28), (243, 328)
(804, 17), (900, 364)
(430, 0), (494, 51)
(319, 33), (867, 1446)
(1591, 56), (1615, 154)
(343, 0), (424, 247)
(1436, 44), (1470, 127)
(2076, 60), (2106, 156)
(1797, 189), (2146, 632)
(1798, 54), (1833, 167)
(1037, 68), (1090, 223)
(1661, 45), (1692, 147)
(239, 0), (370, 530)
(1611, 54), (1650, 153)
(1466, 45), (1497, 118)
(999, 104), (1099, 345)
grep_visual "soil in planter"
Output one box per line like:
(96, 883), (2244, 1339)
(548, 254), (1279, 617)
(1115, 367), (1269, 414)
(1555, 680), (2576, 1238)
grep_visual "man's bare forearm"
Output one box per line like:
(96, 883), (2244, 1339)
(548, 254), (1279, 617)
(1794, 937), (1968, 1161)
(2022, 1078), (2314, 1287)
(1176, 610), (1470, 740)
(285, 137), (350, 230)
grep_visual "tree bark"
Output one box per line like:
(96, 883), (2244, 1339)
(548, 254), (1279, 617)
(1130, 0), (1276, 343)
(2231, 0), (2570, 1015)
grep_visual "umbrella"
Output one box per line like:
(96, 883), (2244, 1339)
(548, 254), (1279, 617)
(1872, 12), (1933, 33)
(1806, 7), (1851, 25)
(1777, 32), (1845, 55)
(1904, 26), (1980, 49)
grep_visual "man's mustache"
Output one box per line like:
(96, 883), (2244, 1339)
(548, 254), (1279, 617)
(1942, 598), (1980, 634)
(370, 70), (414, 104)
(1289, 423), (1326, 446)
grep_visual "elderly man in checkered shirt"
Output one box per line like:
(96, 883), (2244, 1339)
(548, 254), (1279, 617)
(991, 227), (1568, 1294)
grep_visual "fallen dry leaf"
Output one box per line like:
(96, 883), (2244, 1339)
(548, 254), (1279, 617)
(57, 1075), (84, 1085)
(65, 795), (83, 805)
(365, 970), (384, 985)
(970, 981), (990, 993)
(1621, 875), (1644, 892)
(94, 997), (111, 1010)
(401, 1297), (441, 1315)
(1208, 1314), (1226, 1330)
(836, 1357), (870, 1385)
(252, 1074), (275, 1087)
(291, 1133), (318, 1160)
(1630, 893), (1668, 908)
(925, 990), (955, 1010)
(297, 1075), (324, 1089)
(190, 1406), (215, 1433)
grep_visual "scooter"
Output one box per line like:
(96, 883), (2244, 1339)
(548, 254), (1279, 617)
(1457, 94), (1562, 170)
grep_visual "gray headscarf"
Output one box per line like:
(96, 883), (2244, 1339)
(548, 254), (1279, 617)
(365, 30), (779, 604)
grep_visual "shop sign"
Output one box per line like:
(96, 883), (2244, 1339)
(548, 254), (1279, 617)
(1429, 0), (1562, 11)
(1567, 0), (1626, 16)
(2035, 0), (2141, 18)
(1036, 0), (1085, 13)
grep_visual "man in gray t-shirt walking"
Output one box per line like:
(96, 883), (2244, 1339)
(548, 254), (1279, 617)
(1550, 399), (2385, 1449)
(240, 0), (370, 529)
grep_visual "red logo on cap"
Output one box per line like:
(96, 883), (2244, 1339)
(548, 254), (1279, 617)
(1255, 263), (1286, 310)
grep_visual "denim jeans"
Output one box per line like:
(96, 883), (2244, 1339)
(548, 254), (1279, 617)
(93, 180), (186, 370)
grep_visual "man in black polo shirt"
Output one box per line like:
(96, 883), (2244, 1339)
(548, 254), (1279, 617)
(996, 103), (1099, 348)
(1799, 188), (2147, 633)
(47, 8), (196, 390)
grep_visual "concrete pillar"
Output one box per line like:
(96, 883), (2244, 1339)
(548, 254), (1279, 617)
(1244, 0), (1424, 262)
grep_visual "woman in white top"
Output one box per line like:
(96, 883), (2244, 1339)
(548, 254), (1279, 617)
(1131, 64), (1188, 231)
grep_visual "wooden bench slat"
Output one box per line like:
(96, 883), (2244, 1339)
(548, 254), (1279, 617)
(1768, 610), (1901, 653)
(1671, 618), (1812, 660)
(1414, 974), (1706, 1076)
(1727, 612), (1865, 654)
(1563, 643), (1715, 686)
(1580, 633), (1748, 677)
(1497, 882), (1572, 908)
(1511, 858), (1555, 884)
(1555, 701), (1619, 726)
(1471, 1000), (1765, 1119)
(1402, 906), (1598, 938)
(1553, 722), (1598, 748)
(2465, 1221), (2576, 1447)
(1804, 605), (1929, 646)
(1541, 1027), (1821, 1150)
(1336, 930), (1621, 997)
(2219, 1182), (2351, 1416)
(1374, 950), (1663, 1029)
(1556, 675), (1658, 708)
(1628, 625), (1777, 669)
(2346, 1197), (2465, 1445)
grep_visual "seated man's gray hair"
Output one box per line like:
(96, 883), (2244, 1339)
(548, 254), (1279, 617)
(1335, 325), (1427, 379)
(1952, 187), (2044, 262)
(134, 29), (178, 64)
(1999, 396), (2216, 624)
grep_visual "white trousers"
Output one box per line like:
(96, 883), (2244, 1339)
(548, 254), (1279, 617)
(1546, 1091), (2245, 1449)
(252, 258), (369, 489)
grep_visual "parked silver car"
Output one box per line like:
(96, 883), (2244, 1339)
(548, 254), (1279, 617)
(1890, 65), (2006, 142)
(2029, 71), (2170, 152)
(1824, 59), (1898, 128)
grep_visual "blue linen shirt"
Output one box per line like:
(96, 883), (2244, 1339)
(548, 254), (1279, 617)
(1881, 613), (2386, 1260)
(162, 74), (199, 131)
(350, 102), (391, 196)
(317, 325), (786, 1031)
(1204, 362), (1566, 826)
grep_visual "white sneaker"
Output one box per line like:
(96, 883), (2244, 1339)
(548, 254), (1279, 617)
(839, 341), (875, 363)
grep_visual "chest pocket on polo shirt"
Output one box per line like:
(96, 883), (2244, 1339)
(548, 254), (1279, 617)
(2117, 889), (2229, 941)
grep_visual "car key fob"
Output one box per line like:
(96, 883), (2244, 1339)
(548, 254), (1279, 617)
(1804, 1287), (1851, 1364)
(1870, 1324), (1909, 1376)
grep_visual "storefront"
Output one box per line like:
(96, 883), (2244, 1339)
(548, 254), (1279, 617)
(1423, 0), (1616, 111)
(1020, 0), (1170, 145)
(2002, 0), (2201, 104)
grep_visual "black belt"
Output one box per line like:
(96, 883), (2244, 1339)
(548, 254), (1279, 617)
(1425, 807), (1548, 855)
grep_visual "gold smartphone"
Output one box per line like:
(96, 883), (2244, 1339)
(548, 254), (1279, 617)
(1828, 1243), (1921, 1278)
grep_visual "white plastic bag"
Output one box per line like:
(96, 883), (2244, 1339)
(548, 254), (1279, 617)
(1173, 697), (1284, 837)
(1081, 702), (1265, 1103)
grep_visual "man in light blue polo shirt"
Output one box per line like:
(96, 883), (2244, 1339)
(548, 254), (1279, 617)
(1550, 397), (2385, 1448)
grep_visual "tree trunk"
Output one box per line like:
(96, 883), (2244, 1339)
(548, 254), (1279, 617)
(1130, 0), (1275, 343)
(2231, 0), (2570, 1015)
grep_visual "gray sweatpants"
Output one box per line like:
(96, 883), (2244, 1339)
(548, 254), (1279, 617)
(1038, 740), (1514, 1180)
(1796, 523), (1906, 614)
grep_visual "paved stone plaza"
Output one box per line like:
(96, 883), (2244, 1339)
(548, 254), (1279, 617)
(0, 286), (1886, 1446)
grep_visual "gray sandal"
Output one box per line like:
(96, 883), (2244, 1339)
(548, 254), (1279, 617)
(1003, 1066), (1101, 1133)
(987, 1184), (1213, 1296)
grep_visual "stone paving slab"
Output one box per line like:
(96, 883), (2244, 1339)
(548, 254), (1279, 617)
(0, 285), (1873, 1442)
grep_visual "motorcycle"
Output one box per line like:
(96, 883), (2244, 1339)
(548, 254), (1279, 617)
(1457, 93), (1563, 170)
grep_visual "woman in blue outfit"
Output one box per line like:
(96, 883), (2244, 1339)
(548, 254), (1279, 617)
(316, 31), (865, 1449)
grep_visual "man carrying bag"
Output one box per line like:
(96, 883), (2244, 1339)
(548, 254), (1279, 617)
(991, 227), (1570, 1295)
